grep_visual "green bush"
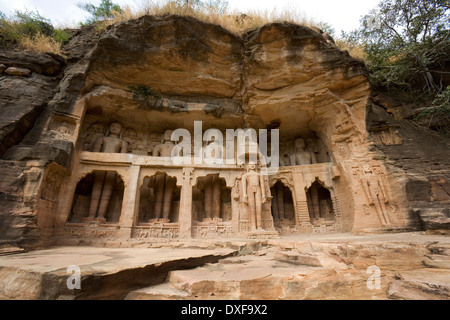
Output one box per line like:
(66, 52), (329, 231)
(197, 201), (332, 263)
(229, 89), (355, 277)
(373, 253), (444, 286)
(53, 28), (70, 44)
(129, 85), (161, 99)
(416, 86), (450, 121)
(14, 10), (54, 37)
(0, 10), (58, 45)
(0, 10), (71, 53)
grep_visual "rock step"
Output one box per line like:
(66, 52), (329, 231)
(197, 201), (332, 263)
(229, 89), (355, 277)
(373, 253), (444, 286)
(387, 269), (450, 300)
(428, 244), (450, 256)
(125, 283), (190, 300)
(423, 254), (450, 269)
(0, 247), (237, 299)
(0, 246), (25, 256)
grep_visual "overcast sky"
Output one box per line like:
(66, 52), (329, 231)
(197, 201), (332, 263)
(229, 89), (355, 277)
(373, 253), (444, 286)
(0, 0), (381, 33)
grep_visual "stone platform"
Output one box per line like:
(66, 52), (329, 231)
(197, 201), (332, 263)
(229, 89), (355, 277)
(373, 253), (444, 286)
(0, 232), (449, 300)
(0, 246), (237, 299)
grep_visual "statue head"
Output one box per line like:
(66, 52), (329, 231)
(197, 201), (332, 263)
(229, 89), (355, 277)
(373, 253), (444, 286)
(89, 123), (104, 134)
(162, 130), (174, 143)
(109, 122), (123, 136)
(362, 164), (372, 174)
(294, 138), (306, 150)
(306, 138), (315, 151)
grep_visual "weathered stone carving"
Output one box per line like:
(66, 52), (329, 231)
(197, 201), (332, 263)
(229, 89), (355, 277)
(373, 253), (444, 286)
(48, 116), (76, 141)
(242, 164), (268, 231)
(271, 182), (286, 220)
(292, 138), (317, 166)
(153, 130), (175, 157)
(360, 164), (391, 226)
(40, 172), (62, 203)
(371, 128), (402, 146)
(307, 183), (320, 220)
(123, 128), (146, 154)
(83, 122), (105, 151)
(88, 123), (128, 221)
(148, 173), (177, 222)
(197, 174), (222, 221)
(132, 225), (179, 239)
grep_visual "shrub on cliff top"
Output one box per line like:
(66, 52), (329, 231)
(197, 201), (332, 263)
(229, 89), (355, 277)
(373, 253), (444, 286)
(0, 10), (69, 55)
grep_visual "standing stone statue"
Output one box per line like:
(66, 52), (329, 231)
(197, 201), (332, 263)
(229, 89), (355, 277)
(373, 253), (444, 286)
(307, 183), (321, 220)
(198, 175), (222, 221)
(242, 164), (267, 231)
(153, 130), (175, 157)
(271, 183), (285, 220)
(148, 173), (177, 222)
(360, 165), (391, 226)
(88, 123), (128, 221)
(292, 138), (318, 165)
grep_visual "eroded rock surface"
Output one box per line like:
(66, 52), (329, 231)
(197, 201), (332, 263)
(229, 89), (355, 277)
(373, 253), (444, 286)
(0, 15), (448, 253)
(124, 234), (450, 300)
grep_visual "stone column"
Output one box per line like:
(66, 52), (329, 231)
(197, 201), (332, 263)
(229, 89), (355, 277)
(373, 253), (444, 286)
(118, 165), (140, 239)
(292, 172), (312, 232)
(55, 174), (79, 229)
(179, 168), (194, 239)
(231, 177), (241, 234)
(331, 194), (343, 232)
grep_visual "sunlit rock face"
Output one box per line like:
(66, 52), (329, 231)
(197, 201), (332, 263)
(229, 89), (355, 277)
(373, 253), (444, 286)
(0, 15), (448, 251)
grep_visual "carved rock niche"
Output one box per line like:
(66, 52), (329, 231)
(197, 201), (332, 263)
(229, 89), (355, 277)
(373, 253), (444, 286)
(192, 175), (232, 223)
(68, 171), (125, 224)
(47, 115), (76, 140)
(138, 173), (181, 224)
(271, 181), (296, 233)
(306, 180), (336, 226)
(279, 132), (331, 167)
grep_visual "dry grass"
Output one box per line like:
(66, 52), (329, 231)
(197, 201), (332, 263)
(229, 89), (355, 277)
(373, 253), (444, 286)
(335, 39), (368, 62)
(18, 32), (63, 55)
(95, 1), (367, 61)
(99, 1), (323, 35)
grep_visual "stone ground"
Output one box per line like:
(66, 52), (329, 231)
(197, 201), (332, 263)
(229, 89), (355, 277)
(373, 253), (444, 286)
(0, 232), (449, 300)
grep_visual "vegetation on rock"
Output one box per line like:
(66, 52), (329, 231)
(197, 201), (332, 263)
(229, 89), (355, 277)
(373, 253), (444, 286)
(342, 0), (450, 134)
(0, 10), (69, 54)
(129, 85), (161, 99)
(77, 0), (123, 25)
(1, 0), (449, 134)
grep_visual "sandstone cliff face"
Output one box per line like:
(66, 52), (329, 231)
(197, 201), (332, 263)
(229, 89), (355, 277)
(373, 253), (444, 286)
(369, 96), (450, 232)
(0, 15), (448, 250)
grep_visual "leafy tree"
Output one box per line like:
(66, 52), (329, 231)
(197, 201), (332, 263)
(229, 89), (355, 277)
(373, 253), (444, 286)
(78, 0), (123, 25)
(344, 0), (450, 95)
(416, 85), (450, 134)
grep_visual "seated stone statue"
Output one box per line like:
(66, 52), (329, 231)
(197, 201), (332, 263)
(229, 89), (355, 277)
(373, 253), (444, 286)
(153, 130), (175, 157)
(92, 122), (128, 154)
(291, 138), (317, 166)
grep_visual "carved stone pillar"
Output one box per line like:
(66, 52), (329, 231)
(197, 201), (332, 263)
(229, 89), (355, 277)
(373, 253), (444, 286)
(179, 168), (194, 239)
(332, 195), (343, 232)
(118, 165), (140, 239)
(55, 173), (80, 229)
(231, 178), (241, 234)
(292, 172), (313, 232)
